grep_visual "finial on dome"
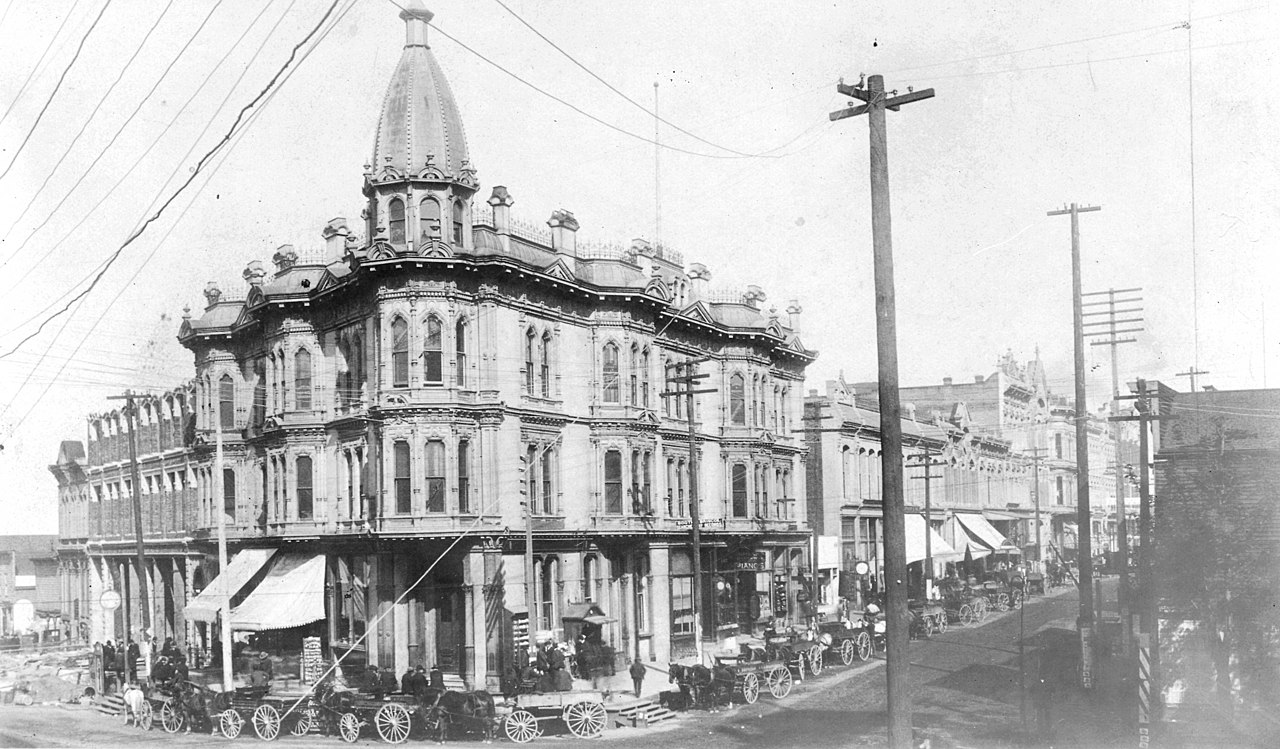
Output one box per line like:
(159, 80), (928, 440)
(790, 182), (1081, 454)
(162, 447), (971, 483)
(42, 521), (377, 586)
(401, 0), (433, 47)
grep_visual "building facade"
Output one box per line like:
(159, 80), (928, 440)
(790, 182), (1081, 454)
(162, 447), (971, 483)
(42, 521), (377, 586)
(0, 534), (61, 643)
(54, 1), (815, 688)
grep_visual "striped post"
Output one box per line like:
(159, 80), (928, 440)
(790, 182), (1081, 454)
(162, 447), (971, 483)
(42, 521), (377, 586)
(1138, 633), (1151, 748)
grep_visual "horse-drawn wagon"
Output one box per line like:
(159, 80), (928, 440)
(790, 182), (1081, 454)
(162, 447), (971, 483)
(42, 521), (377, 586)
(501, 689), (607, 743)
(814, 620), (874, 666)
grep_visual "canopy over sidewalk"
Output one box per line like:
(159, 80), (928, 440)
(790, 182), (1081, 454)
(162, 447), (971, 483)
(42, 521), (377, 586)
(183, 548), (276, 623)
(905, 513), (962, 565)
(230, 554), (326, 631)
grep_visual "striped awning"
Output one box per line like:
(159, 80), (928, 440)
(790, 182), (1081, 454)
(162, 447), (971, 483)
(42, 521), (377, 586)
(230, 554), (326, 632)
(183, 549), (276, 623)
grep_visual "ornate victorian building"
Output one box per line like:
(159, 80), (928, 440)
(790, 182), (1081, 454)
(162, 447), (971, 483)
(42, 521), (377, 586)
(55, 1), (814, 688)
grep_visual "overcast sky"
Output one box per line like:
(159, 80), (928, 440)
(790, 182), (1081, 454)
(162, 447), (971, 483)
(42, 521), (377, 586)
(1, 0), (1276, 532)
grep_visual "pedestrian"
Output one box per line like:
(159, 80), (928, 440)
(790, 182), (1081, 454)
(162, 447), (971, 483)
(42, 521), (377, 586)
(380, 666), (399, 694)
(256, 651), (274, 681)
(628, 659), (646, 698)
(126, 639), (140, 681)
(429, 664), (445, 690)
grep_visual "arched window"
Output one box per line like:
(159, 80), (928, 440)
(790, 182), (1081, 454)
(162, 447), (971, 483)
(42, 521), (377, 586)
(455, 318), (467, 386)
(388, 197), (406, 244)
(731, 463), (748, 517)
(540, 332), (552, 397)
(604, 449), (623, 513)
(452, 200), (464, 244)
(729, 373), (745, 425)
(641, 348), (650, 408)
(525, 328), (536, 393)
(294, 349), (312, 410)
(424, 315), (443, 384)
(296, 455), (313, 520)
(219, 374), (235, 430)
(420, 197), (441, 239)
(457, 439), (471, 513)
(602, 343), (620, 403)
(391, 317), (409, 387)
(394, 441), (411, 514)
(425, 440), (445, 512)
(629, 344), (639, 405)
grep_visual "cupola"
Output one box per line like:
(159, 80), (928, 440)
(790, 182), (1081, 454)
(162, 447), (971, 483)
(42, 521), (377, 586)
(363, 0), (478, 256)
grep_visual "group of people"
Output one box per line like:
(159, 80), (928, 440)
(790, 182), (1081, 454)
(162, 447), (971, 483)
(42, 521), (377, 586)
(357, 663), (444, 698)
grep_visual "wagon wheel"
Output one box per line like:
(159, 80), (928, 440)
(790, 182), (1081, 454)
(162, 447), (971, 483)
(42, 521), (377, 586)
(839, 639), (856, 666)
(338, 712), (362, 744)
(740, 672), (760, 704)
(252, 704), (281, 741)
(959, 603), (976, 625)
(504, 709), (539, 744)
(855, 631), (873, 661)
(793, 653), (807, 681)
(936, 613), (949, 634)
(220, 709), (245, 740)
(564, 700), (607, 738)
(289, 714), (312, 737)
(808, 645), (825, 675)
(139, 700), (154, 731)
(375, 703), (412, 744)
(161, 701), (185, 733)
(767, 667), (792, 698)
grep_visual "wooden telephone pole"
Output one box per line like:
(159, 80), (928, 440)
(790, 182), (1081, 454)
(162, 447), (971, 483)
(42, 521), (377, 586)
(1047, 202), (1101, 688)
(1174, 366), (1209, 393)
(1024, 447), (1047, 568)
(908, 447), (945, 600)
(662, 359), (715, 660)
(831, 74), (934, 749)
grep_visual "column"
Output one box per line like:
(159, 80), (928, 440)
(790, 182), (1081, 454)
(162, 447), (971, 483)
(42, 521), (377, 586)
(393, 561), (409, 676)
(648, 543), (671, 663)
(465, 548), (487, 690)
(482, 541), (505, 689)
(172, 559), (187, 650)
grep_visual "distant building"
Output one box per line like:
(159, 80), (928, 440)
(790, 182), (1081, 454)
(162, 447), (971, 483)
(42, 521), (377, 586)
(0, 534), (61, 642)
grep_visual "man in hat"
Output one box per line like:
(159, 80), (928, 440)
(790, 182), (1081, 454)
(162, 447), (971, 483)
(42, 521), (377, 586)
(628, 658), (647, 698)
(255, 651), (274, 681)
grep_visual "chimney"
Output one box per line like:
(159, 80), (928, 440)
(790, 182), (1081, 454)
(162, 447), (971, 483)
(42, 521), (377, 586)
(942, 376), (953, 386)
(272, 244), (298, 273)
(743, 285), (766, 309)
(547, 209), (579, 257)
(488, 186), (513, 243)
(203, 282), (222, 309)
(687, 262), (711, 300)
(786, 299), (802, 332)
(242, 260), (266, 288)
(630, 238), (652, 272)
(974, 374), (984, 383)
(321, 217), (350, 262)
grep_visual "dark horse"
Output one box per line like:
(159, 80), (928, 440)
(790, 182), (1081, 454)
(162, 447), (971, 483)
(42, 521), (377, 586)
(421, 689), (498, 743)
(667, 663), (733, 711)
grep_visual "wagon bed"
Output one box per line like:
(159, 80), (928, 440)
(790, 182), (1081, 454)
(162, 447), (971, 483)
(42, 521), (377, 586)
(501, 689), (607, 743)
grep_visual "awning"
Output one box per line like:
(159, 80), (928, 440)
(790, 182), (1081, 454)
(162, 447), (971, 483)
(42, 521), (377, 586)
(229, 554), (326, 632)
(944, 517), (993, 561)
(905, 514), (962, 565)
(561, 602), (608, 622)
(183, 549), (276, 623)
(955, 513), (1018, 552)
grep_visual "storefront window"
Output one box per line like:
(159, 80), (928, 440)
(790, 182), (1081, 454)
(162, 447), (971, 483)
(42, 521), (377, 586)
(671, 577), (694, 636)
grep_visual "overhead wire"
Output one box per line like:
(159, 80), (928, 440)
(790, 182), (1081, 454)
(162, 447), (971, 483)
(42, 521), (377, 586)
(0, 0), (344, 362)
(0, 0), (180, 248)
(0, 0), (114, 182)
(0, 0), (86, 128)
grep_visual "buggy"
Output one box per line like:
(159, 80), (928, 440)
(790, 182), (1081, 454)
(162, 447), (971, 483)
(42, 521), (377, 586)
(815, 620), (874, 666)
(938, 580), (989, 625)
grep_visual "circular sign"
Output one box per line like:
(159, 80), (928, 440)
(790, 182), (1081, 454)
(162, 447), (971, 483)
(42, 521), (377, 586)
(100, 590), (121, 611)
(853, 561), (871, 576)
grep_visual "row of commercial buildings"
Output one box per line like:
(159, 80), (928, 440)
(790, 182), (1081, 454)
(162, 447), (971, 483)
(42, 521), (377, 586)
(42, 1), (1132, 690)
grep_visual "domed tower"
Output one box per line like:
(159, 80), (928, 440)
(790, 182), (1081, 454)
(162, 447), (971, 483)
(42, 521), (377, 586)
(363, 0), (478, 255)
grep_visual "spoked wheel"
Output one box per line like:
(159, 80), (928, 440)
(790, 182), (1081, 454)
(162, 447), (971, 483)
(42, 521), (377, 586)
(959, 604), (976, 625)
(338, 712), (362, 743)
(161, 702), (185, 733)
(936, 614), (949, 634)
(995, 593), (1010, 612)
(252, 704), (281, 741)
(768, 667), (792, 698)
(839, 639), (856, 666)
(855, 631), (873, 661)
(563, 700), (606, 738)
(808, 645), (825, 676)
(740, 672), (760, 704)
(220, 709), (244, 740)
(793, 654), (807, 681)
(138, 701), (154, 731)
(375, 703), (412, 744)
(289, 715), (311, 737)
(504, 709), (539, 743)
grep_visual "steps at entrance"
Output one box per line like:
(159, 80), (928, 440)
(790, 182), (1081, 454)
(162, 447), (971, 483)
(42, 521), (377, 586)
(93, 694), (125, 717)
(606, 698), (678, 728)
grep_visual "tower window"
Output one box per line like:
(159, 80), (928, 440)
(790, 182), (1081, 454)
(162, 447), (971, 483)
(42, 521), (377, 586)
(391, 317), (409, 387)
(452, 200), (464, 245)
(425, 440), (445, 512)
(420, 197), (441, 239)
(602, 343), (620, 403)
(294, 349), (312, 411)
(389, 197), (406, 244)
(219, 374), (235, 430)
(604, 449), (622, 514)
(394, 440), (411, 514)
(729, 373), (745, 425)
(296, 456), (313, 520)
(424, 315), (443, 384)
(455, 318), (467, 386)
(457, 439), (471, 513)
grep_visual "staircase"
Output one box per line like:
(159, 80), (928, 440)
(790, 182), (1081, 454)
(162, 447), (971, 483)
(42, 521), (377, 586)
(93, 693), (126, 717)
(606, 698), (677, 728)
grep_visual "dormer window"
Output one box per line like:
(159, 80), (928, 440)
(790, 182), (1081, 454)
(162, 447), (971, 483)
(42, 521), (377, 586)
(389, 197), (406, 244)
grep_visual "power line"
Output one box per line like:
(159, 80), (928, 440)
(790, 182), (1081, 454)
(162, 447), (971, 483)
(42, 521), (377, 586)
(0, 0), (232, 275)
(489, 0), (773, 159)
(0, 0), (291, 311)
(0, 0), (114, 182)
(0, 0), (180, 250)
(0, 0), (86, 128)
(0, 0), (343, 361)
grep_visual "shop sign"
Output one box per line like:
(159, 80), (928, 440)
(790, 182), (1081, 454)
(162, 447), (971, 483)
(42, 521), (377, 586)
(301, 636), (324, 685)
(99, 590), (121, 611)
(1079, 626), (1094, 689)
(733, 554), (766, 572)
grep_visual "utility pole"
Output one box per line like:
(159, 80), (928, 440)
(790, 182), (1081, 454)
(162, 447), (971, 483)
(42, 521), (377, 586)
(1025, 447), (1047, 571)
(662, 359), (715, 661)
(908, 447), (944, 600)
(214, 425), (232, 692)
(1047, 202), (1101, 688)
(1084, 286), (1142, 655)
(831, 73), (934, 749)
(107, 392), (151, 637)
(1174, 366), (1209, 393)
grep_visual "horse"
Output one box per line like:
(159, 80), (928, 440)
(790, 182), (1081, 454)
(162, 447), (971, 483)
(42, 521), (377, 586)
(668, 663), (732, 710)
(422, 689), (497, 743)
